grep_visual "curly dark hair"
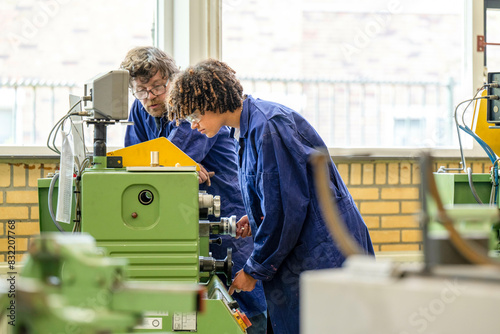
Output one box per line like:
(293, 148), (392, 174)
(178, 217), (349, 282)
(167, 59), (243, 121)
(120, 46), (179, 87)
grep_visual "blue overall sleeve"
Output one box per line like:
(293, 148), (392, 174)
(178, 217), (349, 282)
(243, 119), (311, 281)
(124, 100), (151, 147)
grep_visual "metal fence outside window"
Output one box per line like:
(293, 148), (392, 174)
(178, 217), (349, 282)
(240, 77), (456, 148)
(0, 77), (456, 149)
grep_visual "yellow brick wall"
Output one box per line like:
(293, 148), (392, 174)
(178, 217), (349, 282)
(336, 158), (492, 252)
(0, 157), (493, 260)
(0, 160), (58, 262)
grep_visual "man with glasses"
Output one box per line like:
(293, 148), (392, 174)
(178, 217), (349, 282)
(120, 47), (268, 333)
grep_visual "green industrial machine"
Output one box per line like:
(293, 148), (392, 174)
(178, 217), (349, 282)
(36, 160), (249, 333)
(431, 171), (500, 254)
(0, 233), (204, 334)
(429, 171), (500, 265)
(427, 75), (500, 260)
(33, 71), (250, 333)
(433, 172), (493, 205)
(38, 176), (76, 233)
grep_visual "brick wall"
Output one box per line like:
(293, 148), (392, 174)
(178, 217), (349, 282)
(336, 157), (493, 252)
(0, 160), (58, 263)
(0, 157), (493, 260)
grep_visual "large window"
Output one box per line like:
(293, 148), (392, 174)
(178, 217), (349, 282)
(0, 0), (488, 155)
(222, 0), (469, 150)
(486, 0), (500, 72)
(0, 0), (156, 149)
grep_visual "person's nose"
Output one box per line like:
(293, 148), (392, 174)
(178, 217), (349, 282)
(191, 122), (198, 130)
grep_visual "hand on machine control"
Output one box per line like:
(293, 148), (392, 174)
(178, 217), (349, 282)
(228, 269), (257, 295)
(236, 215), (252, 239)
(198, 164), (215, 186)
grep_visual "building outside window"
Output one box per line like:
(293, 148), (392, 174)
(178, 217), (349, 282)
(222, 0), (468, 150)
(0, 0), (486, 154)
(0, 0), (156, 149)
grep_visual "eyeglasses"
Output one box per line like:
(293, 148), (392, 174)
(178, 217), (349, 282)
(133, 79), (169, 100)
(185, 111), (202, 125)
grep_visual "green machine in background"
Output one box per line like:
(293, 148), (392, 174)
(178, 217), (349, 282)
(427, 76), (500, 262)
(1, 233), (204, 334)
(33, 70), (250, 333)
(430, 170), (500, 264)
(433, 172), (493, 205)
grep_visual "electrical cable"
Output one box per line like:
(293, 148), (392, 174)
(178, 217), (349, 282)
(440, 87), (497, 174)
(47, 172), (66, 233)
(454, 96), (491, 169)
(72, 157), (90, 233)
(46, 99), (84, 154)
(492, 159), (500, 205)
(47, 115), (66, 154)
(467, 167), (483, 204)
(461, 84), (489, 127)
(51, 115), (70, 154)
(46, 98), (91, 232)
(458, 90), (499, 204)
(447, 94), (498, 204)
(458, 125), (496, 163)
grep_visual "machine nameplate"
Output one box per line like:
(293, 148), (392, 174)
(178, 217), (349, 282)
(173, 312), (197, 331)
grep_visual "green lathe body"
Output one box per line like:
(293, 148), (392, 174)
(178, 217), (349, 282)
(31, 166), (248, 333)
(80, 169), (200, 282)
